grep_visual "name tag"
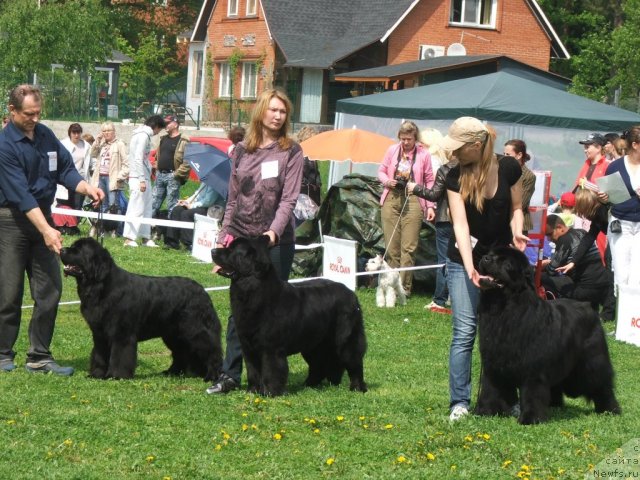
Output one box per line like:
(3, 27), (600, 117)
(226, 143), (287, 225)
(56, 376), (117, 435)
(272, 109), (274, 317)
(48, 151), (57, 172)
(261, 160), (278, 179)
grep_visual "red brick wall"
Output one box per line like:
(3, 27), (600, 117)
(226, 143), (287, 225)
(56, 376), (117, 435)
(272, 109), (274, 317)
(207, 0), (276, 101)
(387, 0), (551, 71)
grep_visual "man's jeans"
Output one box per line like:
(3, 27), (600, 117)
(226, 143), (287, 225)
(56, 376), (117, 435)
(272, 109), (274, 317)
(152, 171), (180, 217)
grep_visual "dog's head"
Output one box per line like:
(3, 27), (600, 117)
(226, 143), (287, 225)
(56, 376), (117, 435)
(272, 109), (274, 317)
(60, 237), (114, 283)
(478, 246), (534, 292)
(364, 255), (385, 272)
(211, 236), (273, 280)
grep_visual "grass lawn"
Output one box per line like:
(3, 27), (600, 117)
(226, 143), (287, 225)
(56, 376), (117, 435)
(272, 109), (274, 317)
(1, 229), (638, 480)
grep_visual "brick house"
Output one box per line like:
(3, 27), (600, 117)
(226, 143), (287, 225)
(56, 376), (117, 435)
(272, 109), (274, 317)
(185, 0), (568, 125)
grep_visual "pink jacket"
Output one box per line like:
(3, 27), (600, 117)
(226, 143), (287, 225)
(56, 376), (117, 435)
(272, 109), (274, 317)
(378, 142), (435, 214)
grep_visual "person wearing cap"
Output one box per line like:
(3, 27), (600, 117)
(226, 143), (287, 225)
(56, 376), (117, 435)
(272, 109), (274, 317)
(557, 192), (577, 228)
(123, 115), (166, 247)
(574, 132), (609, 262)
(151, 115), (191, 219)
(441, 116), (528, 422)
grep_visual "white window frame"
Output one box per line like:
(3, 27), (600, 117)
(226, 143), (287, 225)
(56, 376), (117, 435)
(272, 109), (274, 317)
(241, 62), (257, 99)
(227, 0), (238, 17)
(218, 63), (231, 97)
(246, 0), (257, 16)
(193, 51), (204, 96)
(449, 0), (497, 28)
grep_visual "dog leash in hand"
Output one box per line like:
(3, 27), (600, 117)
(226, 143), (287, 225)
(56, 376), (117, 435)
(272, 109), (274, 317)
(95, 200), (104, 246)
(382, 192), (411, 263)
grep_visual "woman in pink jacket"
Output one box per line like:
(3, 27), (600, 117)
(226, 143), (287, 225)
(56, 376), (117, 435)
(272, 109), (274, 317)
(378, 121), (435, 296)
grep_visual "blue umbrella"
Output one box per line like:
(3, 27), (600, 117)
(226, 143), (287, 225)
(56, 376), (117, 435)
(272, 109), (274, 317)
(184, 142), (231, 199)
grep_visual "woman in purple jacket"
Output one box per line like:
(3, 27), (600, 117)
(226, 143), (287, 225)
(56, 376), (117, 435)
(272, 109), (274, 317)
(207, 89), (304, 394)
(378, 121), (435, 296)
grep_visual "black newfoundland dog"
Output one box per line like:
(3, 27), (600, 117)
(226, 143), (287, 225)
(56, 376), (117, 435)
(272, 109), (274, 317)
(60, 238), (222, 380)
(211, 236), (367, 396)
(475, 246), (620, 424)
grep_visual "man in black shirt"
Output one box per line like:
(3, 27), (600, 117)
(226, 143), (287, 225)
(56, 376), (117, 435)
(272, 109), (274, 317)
(541, 214), (610, 312)
(151, 115), (190, 218)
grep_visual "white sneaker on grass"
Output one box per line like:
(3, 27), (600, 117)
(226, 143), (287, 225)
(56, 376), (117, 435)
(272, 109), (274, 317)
(449, 404), (469, 421)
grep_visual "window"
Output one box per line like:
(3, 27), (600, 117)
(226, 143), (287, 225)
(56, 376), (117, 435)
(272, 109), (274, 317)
(193, 51), (204, 96)
(227, 0), (238, 17)
(241, 62), (257, 98)
(246, 0), (257, 16)
(218, 63), (231, 97)
(450, 0), (496, 27)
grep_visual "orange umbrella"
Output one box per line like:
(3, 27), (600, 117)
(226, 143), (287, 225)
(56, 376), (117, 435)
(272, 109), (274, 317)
(300, 128), (395, 164)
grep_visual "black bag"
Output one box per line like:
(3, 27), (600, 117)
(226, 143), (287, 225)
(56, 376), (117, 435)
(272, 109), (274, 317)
(301, 156), (322, 205)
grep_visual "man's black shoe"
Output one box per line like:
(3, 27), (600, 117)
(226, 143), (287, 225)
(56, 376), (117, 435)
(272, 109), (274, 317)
(206, 374), (239, 394)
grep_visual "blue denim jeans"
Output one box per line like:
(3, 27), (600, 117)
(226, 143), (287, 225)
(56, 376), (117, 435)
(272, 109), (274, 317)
(97, 176), (118, 213)
(152, 171), (180, 217)
(447, 259), (480, 409)
(0, 208), (62, 363)
(433, 222), (452, 306)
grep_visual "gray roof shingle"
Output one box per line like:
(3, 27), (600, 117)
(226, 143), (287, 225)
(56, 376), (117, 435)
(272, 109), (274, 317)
(262, 0), (418, 68)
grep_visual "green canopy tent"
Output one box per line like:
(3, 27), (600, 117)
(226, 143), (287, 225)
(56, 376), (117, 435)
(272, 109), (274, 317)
(333, 71), (640, 193)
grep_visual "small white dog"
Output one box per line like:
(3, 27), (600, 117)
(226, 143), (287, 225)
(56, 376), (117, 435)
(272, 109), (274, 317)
(365, 255), (407, 308)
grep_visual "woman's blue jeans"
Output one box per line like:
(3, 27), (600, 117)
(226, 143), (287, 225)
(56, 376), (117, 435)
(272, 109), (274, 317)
(446, 259), (480, 409)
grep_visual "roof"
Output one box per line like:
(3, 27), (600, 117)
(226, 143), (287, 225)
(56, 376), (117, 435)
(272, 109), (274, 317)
(190, 0), (569, 67)
(261, 0), (418, 68)
(336, 71), (640, 131)
(108, 50), (133, 64)
(334, 55), (570, 88)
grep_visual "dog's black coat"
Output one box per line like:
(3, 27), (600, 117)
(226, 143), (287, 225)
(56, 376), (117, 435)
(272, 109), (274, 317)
(475, 246), (620, 424)
(212, 236), (367, 396)
(60, 238), (222, 380)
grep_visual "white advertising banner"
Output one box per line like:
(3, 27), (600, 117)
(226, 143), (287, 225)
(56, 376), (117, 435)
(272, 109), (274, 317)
(322, 235), (357, 291)
(615, 285), (640, 347)
(191, 214), (219, 263)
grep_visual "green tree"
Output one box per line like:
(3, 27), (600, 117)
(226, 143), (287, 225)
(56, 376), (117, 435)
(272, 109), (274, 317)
(610, 0), (640, 111)
(0, 0), (114, 92)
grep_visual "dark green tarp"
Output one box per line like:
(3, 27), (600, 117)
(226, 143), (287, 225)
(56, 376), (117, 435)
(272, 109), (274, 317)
(337, 71), (640, 131)
(294, 174), (437, 290)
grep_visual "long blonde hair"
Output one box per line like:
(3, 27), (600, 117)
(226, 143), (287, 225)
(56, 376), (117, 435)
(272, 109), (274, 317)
(574, 188), (601, 220)
(244, 89), (293, 153)
(420, 127), (448, 160)
(458, 125), (496, 212)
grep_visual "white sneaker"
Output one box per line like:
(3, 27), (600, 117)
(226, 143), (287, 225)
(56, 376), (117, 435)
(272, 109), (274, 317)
(449, 405), (469, 421)
(89, 226), (97, 237)
(142, 239), (159, 248)
(123, 239), (139, 247)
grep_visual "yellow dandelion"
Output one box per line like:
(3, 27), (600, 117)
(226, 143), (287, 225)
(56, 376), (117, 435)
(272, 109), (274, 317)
(251, 424), (258, 430)
(359, 416), (366, 420)
(464, 435), (473, 442)
(336, 415), (344, 422)
(397, 455), (407, 463)
(313, 428), (320, 434)
(223, 432), (231, 440)
(482, 433), (490, 440)
(63, 439), (73, 447)
(363, 424), (369, 429)
(46, 451), (53, 458)
(6, 419), (15, 425)
(242, 412), (248, 417)
(502, 460), (512, 468)
(326, 458), (335, 466)
(451, 465), (457, 471)
(309, 418), (316, 425)
(242, 424), (249, 432)
(558, 468), (565, 474)
(273, 433), (282, 441)
(214, 444), (222, 451)
(516, 472), (526, 479)
(254, 398), (261, 404)
(426, 452), (435, 461)
(162, 477), (172, 480)
(70, 394), (77, 400)
(520, 465), (530, 472)
(146, 455), (155, 463)
(384, 424), (394, 429)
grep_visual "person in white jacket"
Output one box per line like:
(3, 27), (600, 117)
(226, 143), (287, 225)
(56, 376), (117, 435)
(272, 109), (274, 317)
(123, 115), (166, 247)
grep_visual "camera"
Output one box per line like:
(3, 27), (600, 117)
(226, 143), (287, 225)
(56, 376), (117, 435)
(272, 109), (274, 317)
(395, 178), (407, 190)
